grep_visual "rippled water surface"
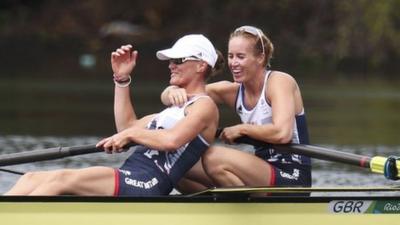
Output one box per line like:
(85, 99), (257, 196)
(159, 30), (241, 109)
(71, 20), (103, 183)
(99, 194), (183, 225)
(1, 135), (399, 195)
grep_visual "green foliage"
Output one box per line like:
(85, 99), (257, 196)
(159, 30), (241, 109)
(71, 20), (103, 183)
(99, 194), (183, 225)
(1, 0), (400, 78)
(334, 0), (400, 69)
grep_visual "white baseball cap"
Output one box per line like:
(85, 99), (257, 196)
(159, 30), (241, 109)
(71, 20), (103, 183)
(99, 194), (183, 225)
(156, 34), (218, 68)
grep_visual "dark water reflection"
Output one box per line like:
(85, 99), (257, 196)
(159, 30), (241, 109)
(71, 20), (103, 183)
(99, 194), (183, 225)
(302, 80), (400, 145)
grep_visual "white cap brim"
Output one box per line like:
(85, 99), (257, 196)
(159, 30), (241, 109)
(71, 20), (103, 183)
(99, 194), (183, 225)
(155, 34), (218, 67)
(156, 48), (193, 60)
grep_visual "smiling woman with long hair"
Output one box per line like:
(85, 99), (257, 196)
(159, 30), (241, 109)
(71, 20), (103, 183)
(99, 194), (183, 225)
(162, 26), (311, 194)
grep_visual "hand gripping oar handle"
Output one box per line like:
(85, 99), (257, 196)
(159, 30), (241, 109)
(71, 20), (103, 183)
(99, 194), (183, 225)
(0, 143), (137, 167)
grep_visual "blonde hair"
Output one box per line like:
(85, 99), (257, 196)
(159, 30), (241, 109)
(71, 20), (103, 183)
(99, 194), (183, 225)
(230, 26), (274, 68)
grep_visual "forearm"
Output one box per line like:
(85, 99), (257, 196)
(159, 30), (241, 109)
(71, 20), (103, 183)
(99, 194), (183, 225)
(160, 85), (178, 106)
(114, 85), (137, 132)
(127, 127), (181, 152)
(120, 98), (217, 152)
(239, 123), (293, 144)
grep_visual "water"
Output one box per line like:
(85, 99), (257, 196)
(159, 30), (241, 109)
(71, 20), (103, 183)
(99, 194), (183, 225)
(2, 77), (400, 145)
(0, 135), (399, 195)
(1, 77), (400, 195)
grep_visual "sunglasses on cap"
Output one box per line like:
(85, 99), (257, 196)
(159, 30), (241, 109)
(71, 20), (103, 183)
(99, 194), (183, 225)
(169, 56), (202, 65)
(234, 26), (266, 55)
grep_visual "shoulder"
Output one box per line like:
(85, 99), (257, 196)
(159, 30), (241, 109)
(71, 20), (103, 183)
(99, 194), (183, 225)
(185, 97), (219, 128)
(265, 71), (300, 100)
(269, 71), (296, 83)
(193, 96), (219, 113)
(268, 71), (298, 90)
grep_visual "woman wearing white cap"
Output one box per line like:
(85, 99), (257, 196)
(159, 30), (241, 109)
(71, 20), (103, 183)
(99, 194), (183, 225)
(5, 34), (224, 196)
(161, 26), (311, 193)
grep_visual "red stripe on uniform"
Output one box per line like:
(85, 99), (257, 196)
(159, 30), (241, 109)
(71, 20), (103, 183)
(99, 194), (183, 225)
(269, 166), (276, 186)
(113, 169), (120, 196)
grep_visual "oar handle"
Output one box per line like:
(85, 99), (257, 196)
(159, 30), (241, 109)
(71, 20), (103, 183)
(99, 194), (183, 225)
(66, 144), (102, 156)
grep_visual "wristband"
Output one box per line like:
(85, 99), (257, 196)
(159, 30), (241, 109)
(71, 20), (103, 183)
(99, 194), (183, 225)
(114, 75), (131, 88)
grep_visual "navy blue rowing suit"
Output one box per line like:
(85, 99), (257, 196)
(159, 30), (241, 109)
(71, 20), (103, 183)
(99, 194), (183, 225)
(235, 70), (312, 188)
(114, 96), (210, 196)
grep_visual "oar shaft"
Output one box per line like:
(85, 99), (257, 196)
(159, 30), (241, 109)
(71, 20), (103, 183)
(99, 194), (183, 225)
(234, 136), (372, 169)
(0, 143), (138, 167)
(274, 144), (372, 168)
(0, 168), (24, 175)
(0, 145), (101, 167)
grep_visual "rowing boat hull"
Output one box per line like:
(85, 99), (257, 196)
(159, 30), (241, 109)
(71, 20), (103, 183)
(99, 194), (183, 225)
(1, 195), (399, 225)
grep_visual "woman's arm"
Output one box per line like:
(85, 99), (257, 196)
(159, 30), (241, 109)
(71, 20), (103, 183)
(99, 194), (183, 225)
(160, 85), (188, 107)
(110, 45), (140, 132)
(221, 72), (298, 144)
(161, 81), (239, 107)
(133, 98), (219, 151)
(205, 81), (239, 107)
(97, 98), (219, 152)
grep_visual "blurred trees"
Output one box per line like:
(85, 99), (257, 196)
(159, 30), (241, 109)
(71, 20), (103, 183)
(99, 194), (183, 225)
(0, 0), (400, 79)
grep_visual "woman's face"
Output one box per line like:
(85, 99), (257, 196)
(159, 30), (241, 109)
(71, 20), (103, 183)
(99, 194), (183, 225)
(228, 36), (262, 83)
(168, 60), (198, 86)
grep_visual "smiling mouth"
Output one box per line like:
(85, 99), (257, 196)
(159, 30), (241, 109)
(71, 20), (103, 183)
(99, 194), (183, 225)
(232, 70), (241, 74)
(231, 69), (242, 76)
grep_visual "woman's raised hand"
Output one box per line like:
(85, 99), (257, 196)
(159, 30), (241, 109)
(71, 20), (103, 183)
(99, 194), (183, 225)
(111, 44), (138, 81)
